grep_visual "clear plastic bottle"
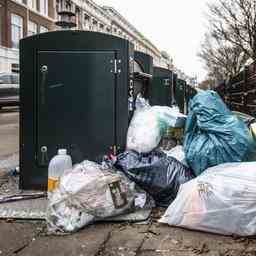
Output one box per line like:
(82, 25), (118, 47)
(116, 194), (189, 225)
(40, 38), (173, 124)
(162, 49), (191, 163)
(48, 149), (72, 193)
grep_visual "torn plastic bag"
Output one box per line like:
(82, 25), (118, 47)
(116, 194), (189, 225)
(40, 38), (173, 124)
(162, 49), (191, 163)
(127, 106), (186, 153)
(115, 150), (194, 207)
(135, 93), (150, 110)
(164, 146), (188, 167)
(184, 90), (256, 176)
(159, 162), (256, 236)
(46, 160), (135, 233)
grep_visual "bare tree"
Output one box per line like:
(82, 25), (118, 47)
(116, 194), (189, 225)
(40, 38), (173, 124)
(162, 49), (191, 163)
(207, 0), (256, 60)
(198, 78), (215, 90)
(198, 32), (247, 82)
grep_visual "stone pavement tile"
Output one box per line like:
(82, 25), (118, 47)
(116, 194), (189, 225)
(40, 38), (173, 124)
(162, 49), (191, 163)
(139, 251), (220, 256)
(0, 221), (41, 256)
(16, 223), (112, 256)
(101, 224), (150, 256)
(141, 223), (256, 256)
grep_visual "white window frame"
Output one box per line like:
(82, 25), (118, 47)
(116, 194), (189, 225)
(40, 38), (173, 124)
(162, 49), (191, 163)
(27, 0), (37, 10)
(40, 0), (48, 16)
(28, 20), (38, 36)
(11, 13), (23, 49)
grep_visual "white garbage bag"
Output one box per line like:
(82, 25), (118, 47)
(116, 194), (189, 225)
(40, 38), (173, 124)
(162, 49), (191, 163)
(127, 106), (186, 153)
(47, 160), (135, 233)
(159, 162), (256, 236)
(164, 146), (188, 167)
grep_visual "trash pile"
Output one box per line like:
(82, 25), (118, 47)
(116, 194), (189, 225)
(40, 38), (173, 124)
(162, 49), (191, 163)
(30, 91), (256, 236)
(1, 90), (256, 237)
(45, 103), (189, 234)
(160, 91), (256, 236)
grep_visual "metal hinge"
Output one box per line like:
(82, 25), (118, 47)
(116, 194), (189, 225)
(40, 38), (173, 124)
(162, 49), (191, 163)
(114, 59), (118, 73)
(110, 59), (121, 74)
(163, 79), (170, 86)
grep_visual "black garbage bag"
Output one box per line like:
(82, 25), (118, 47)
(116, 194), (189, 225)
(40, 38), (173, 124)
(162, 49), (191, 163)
(114, 150), (195, 207)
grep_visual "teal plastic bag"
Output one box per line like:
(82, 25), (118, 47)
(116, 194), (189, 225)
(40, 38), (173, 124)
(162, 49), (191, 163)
(184, 90), (255, 176)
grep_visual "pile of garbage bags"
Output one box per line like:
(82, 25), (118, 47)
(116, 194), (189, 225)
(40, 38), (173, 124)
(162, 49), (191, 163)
(47, 104), (189, 233)
(47, 90), (256, 236)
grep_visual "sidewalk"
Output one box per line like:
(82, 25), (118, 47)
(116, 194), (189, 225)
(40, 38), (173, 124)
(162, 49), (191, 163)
(1, 219), (256, 256)
(1, 110), (256, 256)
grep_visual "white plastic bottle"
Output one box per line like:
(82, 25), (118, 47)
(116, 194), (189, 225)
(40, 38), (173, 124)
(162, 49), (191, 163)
(48, 149), (72, 193)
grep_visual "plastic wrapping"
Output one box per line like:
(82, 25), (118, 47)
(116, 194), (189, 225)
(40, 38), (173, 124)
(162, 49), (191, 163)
(164, 146), (188, 167)
(159, 162), (256, 236)
(115, 150), (194, 207)
(135, 93), (150, 110)
(127, 106), (186, 153)
(0, 153), (19, 172)
(47, 160), (135, 233)
(184, 90), (256, 176)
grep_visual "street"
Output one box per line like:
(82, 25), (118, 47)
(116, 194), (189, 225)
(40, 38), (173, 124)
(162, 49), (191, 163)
(0, 108), (19, 159)
(0, 109), (256, 256)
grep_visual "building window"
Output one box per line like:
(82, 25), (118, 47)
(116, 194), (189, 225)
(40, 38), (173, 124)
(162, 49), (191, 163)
(92, 19), (98, 31)
(27, 0), (37, 10)
(106, 27), (111, 33)
(11, 14), (23, 49)
(56, 0), (60, 17)
(65, 1), (72, 11)
(40, 0), (48, 15)
(28, 20), (37, 36)
(40, 26), (48, 33)
(84, 14), (90, 30)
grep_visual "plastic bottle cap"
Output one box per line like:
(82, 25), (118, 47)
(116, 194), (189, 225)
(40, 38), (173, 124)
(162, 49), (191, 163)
(58, 149), (67, 155)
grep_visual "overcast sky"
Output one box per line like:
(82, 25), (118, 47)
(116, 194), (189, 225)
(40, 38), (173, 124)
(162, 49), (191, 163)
(94, 0), (213, 82)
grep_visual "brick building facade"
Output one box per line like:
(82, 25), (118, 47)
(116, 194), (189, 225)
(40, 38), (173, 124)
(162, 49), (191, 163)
(0, 0), (55, 72)
(0, 0), (173, 73)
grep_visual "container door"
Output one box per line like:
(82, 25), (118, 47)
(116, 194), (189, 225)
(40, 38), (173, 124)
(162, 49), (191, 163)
(175, 80), (185, 113)
(150, 77), (171, 106)
(37, 51), (116, 166)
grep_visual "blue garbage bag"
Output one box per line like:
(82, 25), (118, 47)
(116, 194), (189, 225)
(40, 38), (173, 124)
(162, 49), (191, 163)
(184, 90), (255, 176)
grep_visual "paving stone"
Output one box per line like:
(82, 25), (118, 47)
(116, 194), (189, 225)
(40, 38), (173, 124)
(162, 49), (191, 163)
(102, 224), (150, 256)
(16, 223), (112, 256)
(141, 223), (256, 256)
(0, 221), (41, 256)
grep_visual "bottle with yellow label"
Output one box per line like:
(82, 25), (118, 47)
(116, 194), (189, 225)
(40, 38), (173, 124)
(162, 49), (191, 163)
(48, 149), (72, 195)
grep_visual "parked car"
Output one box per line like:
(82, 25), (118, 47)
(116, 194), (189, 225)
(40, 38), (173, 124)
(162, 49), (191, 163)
(0, 72), (19, 109)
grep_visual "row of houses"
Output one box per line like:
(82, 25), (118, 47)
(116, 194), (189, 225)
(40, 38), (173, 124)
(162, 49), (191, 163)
(0, 0), (196, 84)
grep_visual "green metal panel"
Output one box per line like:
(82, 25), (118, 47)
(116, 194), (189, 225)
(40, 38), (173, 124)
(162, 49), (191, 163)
(149, 67), (172, 106)
(20, 31), (131, 190)
(175, 79), (186, 113)
(185, 85), (197, 113)
(134, 51), (153, 75)
(37, 51), (116, 167)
